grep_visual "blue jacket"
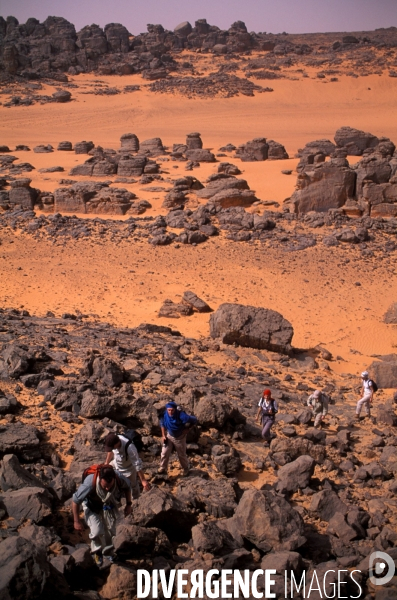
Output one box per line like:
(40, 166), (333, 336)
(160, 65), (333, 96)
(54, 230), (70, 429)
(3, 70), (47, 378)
(160, 408), (197, 438)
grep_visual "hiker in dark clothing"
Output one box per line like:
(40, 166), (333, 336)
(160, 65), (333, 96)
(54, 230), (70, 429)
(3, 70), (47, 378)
(72, 465), (132, 566)
(256, 389), (278, 446)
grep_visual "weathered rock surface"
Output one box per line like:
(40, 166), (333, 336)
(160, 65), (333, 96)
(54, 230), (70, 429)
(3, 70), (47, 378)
(276, 455), (315, 493)
(287, 159), (356, 214)
(210, 303), (294, 354)
(221, 489), (306, 552)
(335, 126), (379, 155)
(368, 355), (397, 388)
(0, 422), (42, 461)
(176, 477), (237, 518)
(0, 454), (45, 491)
(1, 486), (53, 523)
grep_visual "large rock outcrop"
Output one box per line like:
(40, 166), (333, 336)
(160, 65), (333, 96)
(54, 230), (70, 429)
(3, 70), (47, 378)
(54, 182), (136, 214)
(334, 126), (379, 155)
(210, 303), (294, 354)
(286, 158), (356, 214)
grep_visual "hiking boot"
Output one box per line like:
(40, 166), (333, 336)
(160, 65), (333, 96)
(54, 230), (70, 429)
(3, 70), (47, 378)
(182, 468), (190, 477)
(263, 441), (270, 447)
(107, 553), (119, 564)
(157, 468), (167, 474)
(93, 553), (103, 567)
(354, 414), (360, 420)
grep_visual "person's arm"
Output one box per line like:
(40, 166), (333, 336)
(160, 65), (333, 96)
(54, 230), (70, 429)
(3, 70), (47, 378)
(105, 451), (113, 465)
(307, 396), (313, 410)
(161, 425), (167, 442)
(128, 444), (151, 491)
(72, 501), (85, 531)
(72, 475), (94, 531)
(137, 470), (151, 491)
(369, 382), (374, 403)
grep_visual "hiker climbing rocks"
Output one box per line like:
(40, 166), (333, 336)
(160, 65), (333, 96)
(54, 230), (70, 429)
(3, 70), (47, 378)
(355, 371), (375, 420)
(72, 465), (132, 566)
(307, 389), (329, 428)
(158, 401), (197, 476)
(256, 389), (278, 446)
(104, 432), (151, 498)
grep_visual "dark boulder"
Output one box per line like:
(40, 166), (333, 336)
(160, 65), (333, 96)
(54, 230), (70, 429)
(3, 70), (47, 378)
(276, 455), (315, 493)
(0, 536), (70, 600)
(368, 355), (397, 388)
(194, 396), (246, 429)
(128, 486), (196, 542)
(309, 489), (348, 522)
(192, 521), (240, 555)
(176, 476), (237, 518)
(212, 445), (242, 476)
(182, 291), (211, 313)
(1, 486), (53, 523)
(335, 126), (379, 156)
(235, 138), (268, 161)
(221, 489), (306, 552)
(210, 303), (294, 354)
(0, 454), (45, 491)
(0, 422), (41, 461)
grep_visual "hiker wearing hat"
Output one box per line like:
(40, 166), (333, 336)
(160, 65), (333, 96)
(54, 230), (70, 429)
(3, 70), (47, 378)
(104, 432), (151, 499)
(355, 371), (374, 419)
(307, 389), (329, 428)
(158, 402), (198, 476)
(256, 389), (278, 446)
(72, 465), (132, 567)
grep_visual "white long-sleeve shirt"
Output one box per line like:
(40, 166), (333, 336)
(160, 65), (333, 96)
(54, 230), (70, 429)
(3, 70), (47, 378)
(109, 435), (143, 477)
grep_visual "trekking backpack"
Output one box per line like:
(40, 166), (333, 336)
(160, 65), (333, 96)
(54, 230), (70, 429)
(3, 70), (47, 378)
(82, 464), (119, 488)
(368, 379), (379, 393)
(121, 429), (144, 457)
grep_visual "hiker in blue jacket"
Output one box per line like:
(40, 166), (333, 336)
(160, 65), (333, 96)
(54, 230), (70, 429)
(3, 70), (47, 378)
(256, 389), (278, 447)
(158, 401), (197, 476)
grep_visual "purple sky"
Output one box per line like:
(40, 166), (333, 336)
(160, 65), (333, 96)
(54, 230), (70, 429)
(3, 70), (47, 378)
(1, 0), (396, 35)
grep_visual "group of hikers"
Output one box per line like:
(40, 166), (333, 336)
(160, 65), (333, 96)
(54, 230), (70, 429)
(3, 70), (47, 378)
(72, 373), (377, 565)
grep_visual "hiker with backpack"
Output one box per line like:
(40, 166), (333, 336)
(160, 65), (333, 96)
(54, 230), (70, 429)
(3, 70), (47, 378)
(72, 465), (132, 566)
(307, 389), (329, 428)
(256, 389), (278, 447)
(104, 432), (151, 499)
(158, 401), (198, 476)
(355, 371), (376, 420)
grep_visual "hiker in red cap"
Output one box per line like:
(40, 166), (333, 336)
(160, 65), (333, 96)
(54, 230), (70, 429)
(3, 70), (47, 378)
(256, 389), (278, 447)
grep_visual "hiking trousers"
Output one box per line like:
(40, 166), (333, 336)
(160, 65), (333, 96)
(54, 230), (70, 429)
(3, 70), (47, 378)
(261, 416), (274, 441)
(356, 393), (371, 416)
(160, 433), (189, 471)
(313, 411), (324, 427)
(83, 503), (116, 555)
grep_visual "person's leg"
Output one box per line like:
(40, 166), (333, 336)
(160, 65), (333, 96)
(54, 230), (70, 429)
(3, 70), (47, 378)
(159, 438), (173, 471)
(83, 506), (105, 554)
(174, 435), (189, 472)
(356, 395), (370, 416)
(129, 469), (140, 500)
(314, 412), (322, 428)
(261, 417), (273, 441)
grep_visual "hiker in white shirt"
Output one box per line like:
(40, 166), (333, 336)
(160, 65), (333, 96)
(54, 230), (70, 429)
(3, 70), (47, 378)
(355, 371), (374, 419)
(104, 433), (151, 498)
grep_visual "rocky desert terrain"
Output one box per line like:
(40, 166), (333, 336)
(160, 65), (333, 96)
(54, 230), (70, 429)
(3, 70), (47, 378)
(0, 14), (397, 600)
